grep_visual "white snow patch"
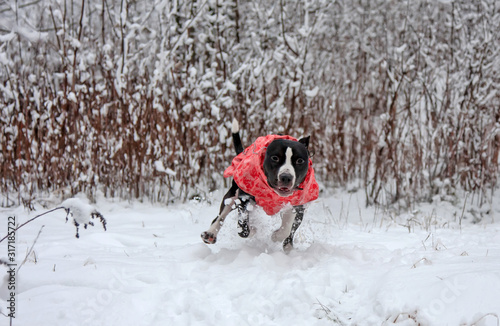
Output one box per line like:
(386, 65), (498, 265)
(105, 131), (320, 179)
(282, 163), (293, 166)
(154, 160), (176, 176)
(0, 32), (15, 42)
(305, 86), (319, 97)
(1, 191), (499, 325)
(211, 104), (220, 119)
(225, 80), (237, 92)
(67, 92), (77, 103)
(60, 198), (95, 225)
(395, 44), (407, 53)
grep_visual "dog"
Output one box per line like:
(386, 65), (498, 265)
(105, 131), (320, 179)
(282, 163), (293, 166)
(201, 119), (319, 252)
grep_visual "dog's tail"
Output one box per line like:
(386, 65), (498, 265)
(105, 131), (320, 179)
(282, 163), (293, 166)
(232, 118), (244, 155)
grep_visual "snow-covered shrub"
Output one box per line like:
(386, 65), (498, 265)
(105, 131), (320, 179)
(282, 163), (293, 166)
(0, 198), (106, 243)
(0, 0), (498, 208)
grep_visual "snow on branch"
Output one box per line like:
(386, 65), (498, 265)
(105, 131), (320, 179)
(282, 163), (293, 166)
(61, 198), (108, 239)
(0, 199), (107, 244)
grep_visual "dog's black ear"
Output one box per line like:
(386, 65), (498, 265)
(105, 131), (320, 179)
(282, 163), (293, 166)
(298, 136), (310, 149)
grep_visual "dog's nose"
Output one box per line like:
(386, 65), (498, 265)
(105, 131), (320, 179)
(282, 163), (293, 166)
(279, 173), (293, 185)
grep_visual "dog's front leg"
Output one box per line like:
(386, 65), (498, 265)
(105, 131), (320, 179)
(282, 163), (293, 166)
(272, 205), (305, 253)
(271, 207), (296, 243)
(282, 206), (304, 253)
(236, 194), (256, 238)
(201, 182), (239, 244)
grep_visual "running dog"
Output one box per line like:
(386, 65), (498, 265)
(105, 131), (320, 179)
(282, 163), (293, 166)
(201, 119), (319, 252)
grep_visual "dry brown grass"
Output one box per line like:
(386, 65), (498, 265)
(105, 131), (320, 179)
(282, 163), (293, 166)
(1, 0), (498, 209)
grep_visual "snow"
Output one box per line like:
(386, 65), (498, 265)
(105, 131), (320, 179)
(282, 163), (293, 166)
(153, 160), (176, 176)
(61, 198), (96, 225)
(1, 191), (500, 325)
(67, 92), (78, 103)
(225, 80), (237, 92)
(305, 86), (319, 97)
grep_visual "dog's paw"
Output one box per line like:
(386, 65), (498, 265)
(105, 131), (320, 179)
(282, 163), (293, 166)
(201, 231), (217, 244)
(271, 228), (288, 243)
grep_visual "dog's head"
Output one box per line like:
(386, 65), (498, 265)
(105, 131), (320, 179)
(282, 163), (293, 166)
(263, 136), (310, 197)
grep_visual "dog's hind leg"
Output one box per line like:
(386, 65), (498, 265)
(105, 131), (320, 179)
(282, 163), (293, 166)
(272, 205), (305, 253)
(201, 181), (239, 244)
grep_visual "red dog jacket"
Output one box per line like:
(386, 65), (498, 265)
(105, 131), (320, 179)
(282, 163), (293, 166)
(223, 134), (319, 215)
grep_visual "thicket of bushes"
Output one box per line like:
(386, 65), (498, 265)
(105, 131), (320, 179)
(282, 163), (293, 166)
(1, 0), (499, 209)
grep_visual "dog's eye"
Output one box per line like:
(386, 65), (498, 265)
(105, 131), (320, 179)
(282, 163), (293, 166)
(271, 155), (280, 162)
(296, 158), (305, 165)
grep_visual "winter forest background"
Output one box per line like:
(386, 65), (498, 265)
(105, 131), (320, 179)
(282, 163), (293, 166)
(1, 0), (499, 210)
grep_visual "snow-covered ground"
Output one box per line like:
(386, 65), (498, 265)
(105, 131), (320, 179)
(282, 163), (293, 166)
(1, 190), (500, 325)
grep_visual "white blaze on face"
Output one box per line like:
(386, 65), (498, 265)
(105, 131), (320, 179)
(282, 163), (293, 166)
(278, 147), (296, 186)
